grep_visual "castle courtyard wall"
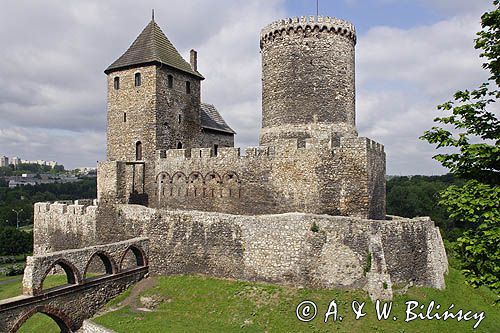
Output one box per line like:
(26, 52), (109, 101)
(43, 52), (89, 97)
(147, 136), (386, 219)
(114, 206), (447, 297)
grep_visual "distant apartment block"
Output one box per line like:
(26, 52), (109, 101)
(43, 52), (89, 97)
(0, 156), (8, 167)
(10, 156), (21, 166)
(1, 155), (58, 167)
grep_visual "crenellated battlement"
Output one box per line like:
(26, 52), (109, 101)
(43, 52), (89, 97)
(34, 200), (98, 216)
(260, 16), (356, 45)
(157, 145), (277, 162)
(156, 137), (383, 164)
(339, 137), (385, 153)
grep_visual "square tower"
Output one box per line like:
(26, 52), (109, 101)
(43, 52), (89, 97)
(104, 18), (205, 162)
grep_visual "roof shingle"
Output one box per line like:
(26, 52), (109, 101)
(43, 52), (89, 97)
(105, 19), (204, 79)
(200, 103), (235, 134)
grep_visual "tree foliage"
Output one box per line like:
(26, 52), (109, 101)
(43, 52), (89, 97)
(421, 1), (500, 296)
(386, 175), (465, 239)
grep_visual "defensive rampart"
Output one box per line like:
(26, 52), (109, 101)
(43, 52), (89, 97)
(98, 137), (386, 219)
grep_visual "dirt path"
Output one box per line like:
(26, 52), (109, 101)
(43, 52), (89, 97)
(99, 276), (158, 315)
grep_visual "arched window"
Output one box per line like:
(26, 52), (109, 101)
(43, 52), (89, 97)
(135, 72), (141, 87)
(186, 81), (191, 94)
(177, 142), (183, 149)
(136, 141), (142, 160)
(213, 144), (218, 156)
(113, 76), (120, 90)
(167, 74), (173, 88)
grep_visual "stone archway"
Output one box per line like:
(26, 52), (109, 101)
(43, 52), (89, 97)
(11, 305), (73, 333)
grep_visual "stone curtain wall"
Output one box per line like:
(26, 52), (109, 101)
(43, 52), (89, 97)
(31, 203), (445, 301)
(260, 16), (357, 146)
(116, 206), (447, 300)
(33, 201), (99, 254)
(148, 136), (385, 219)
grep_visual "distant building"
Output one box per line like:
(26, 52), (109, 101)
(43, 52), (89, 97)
(10, 156), (21, 166)
(16, 158), (58, 168)
(0, 156), (8, 167)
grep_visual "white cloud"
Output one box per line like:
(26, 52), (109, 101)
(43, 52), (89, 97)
(356, 12), (490, 175)
(0, 0), (284, 168)
(0, 0), (493, 175)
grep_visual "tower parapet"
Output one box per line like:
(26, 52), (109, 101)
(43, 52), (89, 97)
(260, 16), (356, 43)
(260, 15), (357, 146)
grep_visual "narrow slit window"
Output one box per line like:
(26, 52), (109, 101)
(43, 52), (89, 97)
(134, 73), (141, 87)
(113, 77), (120, 90)
(213, 144), (218, 156)
(177, 142), (183, 149)
(178, 114), (182, 123)
(167, 75), (173, 88)
(123, 112), (127, 122)
(186, 81), (191, 94)
(135, 141), (142, 160)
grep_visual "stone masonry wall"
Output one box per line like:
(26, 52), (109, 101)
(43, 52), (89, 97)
(145, 136), (385, 218)
(31, 202), (447, 300)
(33, 201), (98, 255)
(112, 206), (447, 299)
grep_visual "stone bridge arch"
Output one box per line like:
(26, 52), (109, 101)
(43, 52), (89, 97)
(39, 258), (82, 294)
(0, 237), (149, 333)
(83, 250), (118, 279)
(119, 244), (148, 270)
(11, 305), (72, 333)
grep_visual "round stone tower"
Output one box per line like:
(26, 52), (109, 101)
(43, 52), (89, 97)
(259, 16), (357, 146)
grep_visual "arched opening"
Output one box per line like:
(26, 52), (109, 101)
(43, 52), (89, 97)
(134, 72), (141, 87)
(41, 259), (80, 292)
(177, 142), (183, 149)
(13, 306), (72, 333)
(135, 141), (142, 160)
(119, 245), (146, 271)
(83, 251), (116, 280)
(185, 81), (191, 94)
(113, 76), (120, 90)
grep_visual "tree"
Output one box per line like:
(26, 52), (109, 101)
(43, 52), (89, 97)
(421, 1), (500, 296)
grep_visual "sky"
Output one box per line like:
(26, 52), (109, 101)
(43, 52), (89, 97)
(0, 0), (494, 174)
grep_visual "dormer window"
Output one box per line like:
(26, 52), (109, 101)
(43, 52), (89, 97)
(167, 75), (173, 88)
(113, 77), (120, 90)
(135, 73), (141, 87)
(186, 81), (191, 94)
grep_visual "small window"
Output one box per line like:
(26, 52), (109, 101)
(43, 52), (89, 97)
(135, 141), (142, 160)
(123, 112), (127, 122)
(186, 81), (191, 94)
(134, 73), (141, 87)
(178, 114), (182, 123)
(167, 75), (173, 88)
(114, 77), (120, 90)
(213, 144), (218, 156)
(177, 142), (183, 149)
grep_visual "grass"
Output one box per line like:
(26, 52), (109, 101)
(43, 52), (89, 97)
(1, 270), (498, 332)
(93, 268), (500, 333)
(0, 274), (97, 332)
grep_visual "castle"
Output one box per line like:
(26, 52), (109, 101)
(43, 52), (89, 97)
(31, 15), (447, 301)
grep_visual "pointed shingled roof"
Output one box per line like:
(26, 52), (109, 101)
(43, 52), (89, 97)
(105, 19), (204, 79)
